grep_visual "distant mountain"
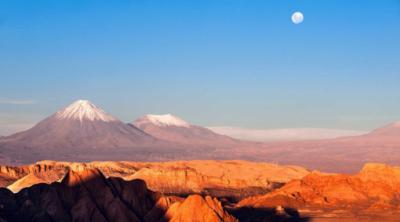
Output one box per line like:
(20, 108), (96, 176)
(258, 121), (400, 173)
(327, 121), (400, 146)
(132, 114), (238, 147)
(0, 101), (257, 165)
(362, 121), (400, 139)
(1, 100), (157, 150)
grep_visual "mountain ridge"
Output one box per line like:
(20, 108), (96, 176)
(132, 114), (241, 147)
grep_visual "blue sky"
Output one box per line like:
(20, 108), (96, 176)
(0, 0), (400, 135)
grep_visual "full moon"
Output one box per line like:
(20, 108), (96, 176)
(291, 12), (304, 24)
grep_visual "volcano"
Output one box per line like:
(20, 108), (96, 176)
(132, 114), (238, 147)
(1, 100), (157, 150)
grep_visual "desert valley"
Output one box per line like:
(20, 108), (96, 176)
(1, 1), (399, 221)
(0, 100), (400, 221)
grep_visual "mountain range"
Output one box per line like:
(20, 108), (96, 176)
(1, 99), (400, 173)
(0, 100), (253, 165)
(260, 121), (400, 172)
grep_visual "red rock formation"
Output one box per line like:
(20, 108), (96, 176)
(0, 168), (237, 222)
(2, 160), (309, 198)
(163, 195), (238, 222)
(238, 163), (400, 214)
(0, 162), (67, 188)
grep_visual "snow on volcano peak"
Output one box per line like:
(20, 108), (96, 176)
(55, 100), (117, 122)
(137, 114), (190, 128)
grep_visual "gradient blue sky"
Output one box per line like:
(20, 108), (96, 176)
(1, 0), (400, 135)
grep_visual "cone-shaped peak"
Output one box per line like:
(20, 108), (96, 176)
(55, 100), (117, 122)
(135, 114), (190, 128)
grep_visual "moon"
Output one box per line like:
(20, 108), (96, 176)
(291, 12), (304, 24)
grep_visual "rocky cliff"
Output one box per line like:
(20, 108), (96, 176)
(0, 168), (236, 222)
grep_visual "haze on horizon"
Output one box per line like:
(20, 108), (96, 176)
(1, 0), (400, 137)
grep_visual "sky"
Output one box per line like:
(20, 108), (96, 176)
(1, 0), (400, 136)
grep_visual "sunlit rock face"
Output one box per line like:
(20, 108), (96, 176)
(238, 163), (400, 214)
(0, 168), (236, 222)
(163, 195), (238, 222)
(1, 160), (309, 196)
(1, 160), (400, 221)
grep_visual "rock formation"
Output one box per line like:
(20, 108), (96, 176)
(237, 163), (400, 216)
(1, 160), (309, 198)
(163, 195), (237, 222)
(1, 161), (400, 221)
(0, 168), (236, 222)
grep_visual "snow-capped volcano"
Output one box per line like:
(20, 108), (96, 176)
(132, 114), (238, 146)
(134, 114), (190, 128)
(55, 100), (117, 122)
(0, 100), (158, 152)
